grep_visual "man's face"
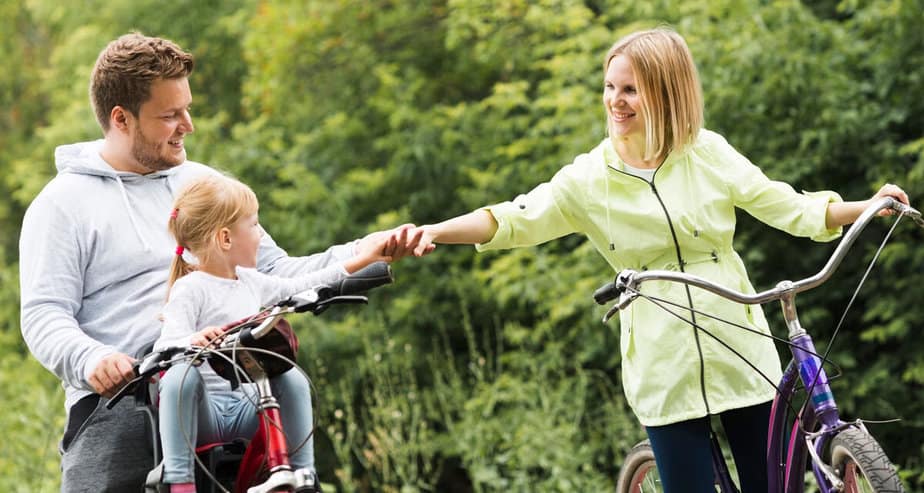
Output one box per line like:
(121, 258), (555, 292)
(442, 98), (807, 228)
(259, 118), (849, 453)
(127, 77), (194, 173)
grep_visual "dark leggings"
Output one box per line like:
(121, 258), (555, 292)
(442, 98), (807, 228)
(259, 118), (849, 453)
(645, 401), (772, 493)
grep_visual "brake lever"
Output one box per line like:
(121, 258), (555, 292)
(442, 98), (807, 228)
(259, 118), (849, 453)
(891, 200), (924, 228)
(600, 270), (638, 324)
(106, 348), (182, 409)
(106, 374), (144, 409)
(602, 304), (621, 324)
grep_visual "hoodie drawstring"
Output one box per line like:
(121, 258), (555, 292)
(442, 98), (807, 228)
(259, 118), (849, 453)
(115, 175), (152, 252)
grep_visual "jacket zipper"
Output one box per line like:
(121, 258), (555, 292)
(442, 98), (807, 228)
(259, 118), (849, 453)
(611, 165), (711, 416)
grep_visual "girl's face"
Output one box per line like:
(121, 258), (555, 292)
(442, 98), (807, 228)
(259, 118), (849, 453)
(603, 54), (645, 139)
(226, 212), (263, 269)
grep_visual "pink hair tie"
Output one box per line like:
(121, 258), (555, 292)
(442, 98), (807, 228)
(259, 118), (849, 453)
(175, 246), (185, 256)
(170, 208), (179, 219)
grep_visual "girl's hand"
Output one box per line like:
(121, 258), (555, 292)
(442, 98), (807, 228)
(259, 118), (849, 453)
(345, 224), (425, 273)
(191, 325), (224, 347)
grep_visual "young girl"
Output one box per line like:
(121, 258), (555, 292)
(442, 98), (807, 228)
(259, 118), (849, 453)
(411, 28), (908, 492)
(154, 173), (396, 492)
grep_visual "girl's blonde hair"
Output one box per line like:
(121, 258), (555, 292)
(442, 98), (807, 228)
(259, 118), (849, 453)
(604, 27), (704, 161)
(167, 174), (259, 296)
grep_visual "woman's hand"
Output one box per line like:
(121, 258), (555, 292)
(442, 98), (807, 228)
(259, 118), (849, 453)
(826, 183), (911, 228)
(871, 183), (910, 216)
(412, 225), (438, 257)
(191, 326), (225, 347)
(345, 224), (431, 273)
(411, 210), (500, 256)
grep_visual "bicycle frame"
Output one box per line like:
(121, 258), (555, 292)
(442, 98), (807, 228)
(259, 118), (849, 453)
(598, 197), (921, 492)
(225, 306), (313, 493)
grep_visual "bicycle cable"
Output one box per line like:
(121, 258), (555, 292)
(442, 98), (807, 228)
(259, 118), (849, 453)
(621, 287), (813, 420)
(807, 212), (905, 417)
(616, 212), (907, 434)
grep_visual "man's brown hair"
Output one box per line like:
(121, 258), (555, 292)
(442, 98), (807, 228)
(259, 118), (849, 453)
(90, 32), (194, 132)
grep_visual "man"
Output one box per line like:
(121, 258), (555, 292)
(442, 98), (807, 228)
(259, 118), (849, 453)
(19, 32), (423, 492)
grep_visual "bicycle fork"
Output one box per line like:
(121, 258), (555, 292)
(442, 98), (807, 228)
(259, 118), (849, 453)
(234, 351), (316, 493)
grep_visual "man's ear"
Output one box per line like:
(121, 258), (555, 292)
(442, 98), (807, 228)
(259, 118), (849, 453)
(110, 106), (132, 133)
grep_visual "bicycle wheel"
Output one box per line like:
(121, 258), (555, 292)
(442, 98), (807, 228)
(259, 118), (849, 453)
(828, 428), (904, 493)
(616, 440), (662, 493)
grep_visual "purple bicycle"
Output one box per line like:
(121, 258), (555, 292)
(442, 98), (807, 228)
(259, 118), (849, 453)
(596, 197), (919, 493)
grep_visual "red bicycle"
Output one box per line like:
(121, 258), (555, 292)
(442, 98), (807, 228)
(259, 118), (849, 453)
(109, 262), (394, 493)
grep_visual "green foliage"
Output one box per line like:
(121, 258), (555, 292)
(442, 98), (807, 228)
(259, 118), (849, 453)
(0, 329), (64, 492)
(3, 0), (923, 491)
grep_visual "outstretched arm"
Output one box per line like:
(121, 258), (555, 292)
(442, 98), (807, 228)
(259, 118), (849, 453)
(826, 183), (909, 228)
(413, 209), (499, 256)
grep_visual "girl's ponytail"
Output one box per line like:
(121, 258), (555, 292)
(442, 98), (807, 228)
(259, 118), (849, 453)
(166, 246), (194, 299)
(166, 207), (195, 300)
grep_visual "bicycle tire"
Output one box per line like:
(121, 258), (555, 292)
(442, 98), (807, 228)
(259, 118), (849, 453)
(616, 440), (662, 493)
(828, 428), (905, 493)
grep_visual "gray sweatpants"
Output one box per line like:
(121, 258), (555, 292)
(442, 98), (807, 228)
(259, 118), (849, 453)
(60, 396), (155, 492)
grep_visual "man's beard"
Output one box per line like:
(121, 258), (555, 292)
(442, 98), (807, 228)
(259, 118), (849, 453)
(130, 128), (184, 173)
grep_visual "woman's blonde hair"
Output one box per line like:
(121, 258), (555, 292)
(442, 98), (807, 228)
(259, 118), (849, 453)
(604, 27), (703, 161)
(167, 174), (259, 295)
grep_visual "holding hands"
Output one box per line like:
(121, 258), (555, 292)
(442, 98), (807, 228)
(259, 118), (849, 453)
(346, 223), (436, 273)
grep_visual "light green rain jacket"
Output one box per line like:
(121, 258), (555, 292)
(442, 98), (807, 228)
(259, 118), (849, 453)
(477, 129), (842, 426)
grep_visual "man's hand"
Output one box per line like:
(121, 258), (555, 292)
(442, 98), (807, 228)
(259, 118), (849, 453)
(88, 352), (137, 398)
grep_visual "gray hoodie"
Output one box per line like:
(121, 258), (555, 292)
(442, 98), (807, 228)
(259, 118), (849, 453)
(20, 140), (355, 411)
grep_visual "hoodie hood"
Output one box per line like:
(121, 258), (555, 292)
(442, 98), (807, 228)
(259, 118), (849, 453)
(54, 140), (184, 251)
(54, 139), (181, 180)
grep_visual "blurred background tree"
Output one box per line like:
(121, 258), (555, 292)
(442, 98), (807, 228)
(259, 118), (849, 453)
(1, 0), (921, 491)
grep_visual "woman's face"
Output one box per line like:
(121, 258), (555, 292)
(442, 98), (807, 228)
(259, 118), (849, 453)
(603, 54), (644, 139)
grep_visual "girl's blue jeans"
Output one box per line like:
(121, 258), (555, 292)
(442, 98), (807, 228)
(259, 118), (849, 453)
(158, 363), (314, 484)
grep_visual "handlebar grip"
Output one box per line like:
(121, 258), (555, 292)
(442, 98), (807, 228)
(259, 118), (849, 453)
(331, 261), (394, 296)
(593, 282), (623, 305)
(890, 200), (924, 228)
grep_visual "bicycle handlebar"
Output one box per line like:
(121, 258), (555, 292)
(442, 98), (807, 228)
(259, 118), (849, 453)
(107, 262), (395, 408)
(595, 198), (922, 322)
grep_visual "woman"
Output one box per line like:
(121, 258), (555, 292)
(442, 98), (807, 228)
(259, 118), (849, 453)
(412, 27), (908, 492)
